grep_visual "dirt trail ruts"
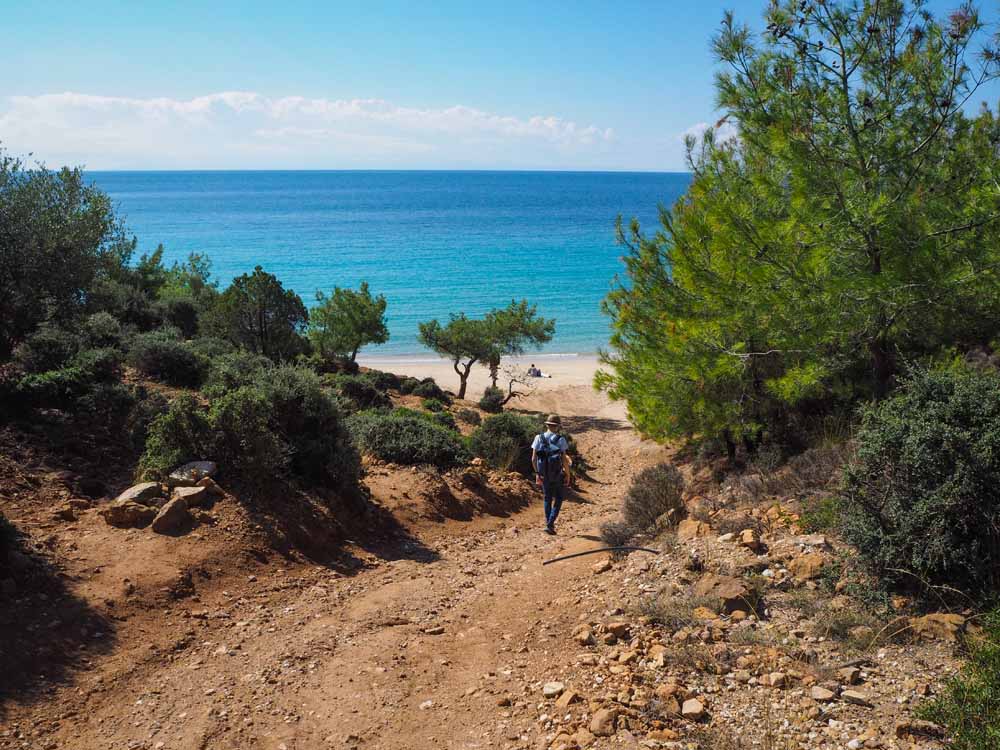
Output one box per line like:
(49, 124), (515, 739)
(2, 389), (661, 750)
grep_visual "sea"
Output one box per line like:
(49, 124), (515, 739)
(86, 171), (692, 357)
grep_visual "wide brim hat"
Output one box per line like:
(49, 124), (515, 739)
(544, 414), (562, 427)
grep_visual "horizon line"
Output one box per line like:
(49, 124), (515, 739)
(80, 167), (690, 175)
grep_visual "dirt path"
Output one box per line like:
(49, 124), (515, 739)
(2, 388), (662, 750)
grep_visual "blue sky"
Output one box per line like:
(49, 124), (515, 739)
(1, 0), (997, 171)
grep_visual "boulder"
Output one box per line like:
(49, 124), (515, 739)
(910, 613), (966, 642)
(113, 482), (164, 506)
(167, 461), (218, 488)
(681, 698), (705, 720)
(788, 552), (826, 581)
(150, 496), (191, 534)
(589, 707), (617, 736)
(542, 682), (565, 698)
(172, 485), (211, 508)
(677, 519), (711, 540)
(810, 686), (836, 702)
(691, 573), (761, 614)
(739, 528), (764, 553)
(841, 690), (872, 707)
(101, 500), (157, 529)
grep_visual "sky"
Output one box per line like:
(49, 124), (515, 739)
(1, 0), (998, 172)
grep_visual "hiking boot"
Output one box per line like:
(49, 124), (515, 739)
(546, 523), (556, 535)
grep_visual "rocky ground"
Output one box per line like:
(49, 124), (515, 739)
(0, 384), (968, 749)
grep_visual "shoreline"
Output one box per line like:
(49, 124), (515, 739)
(356, 352), (604, 401)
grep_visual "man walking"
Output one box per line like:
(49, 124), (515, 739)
(532, 414), (570, 535)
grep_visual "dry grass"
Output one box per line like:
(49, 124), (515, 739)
(637, 593), (720, 630)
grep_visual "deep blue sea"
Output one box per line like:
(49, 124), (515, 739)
(86, 171), (691, 355)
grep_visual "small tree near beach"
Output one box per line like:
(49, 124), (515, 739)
(308, 282), (389, 362)
(419, 299), (554, 400)
(418, 314), (491, 399)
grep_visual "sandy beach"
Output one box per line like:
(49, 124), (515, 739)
(356, 353), (603, 401)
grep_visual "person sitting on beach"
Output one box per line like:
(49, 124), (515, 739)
(527, 364), (541, 377)
(532, 414), (570, 534)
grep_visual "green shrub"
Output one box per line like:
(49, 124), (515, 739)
(331, 374), (391, 412)
(421, 397), (446, 412)
(203, 350), (272, 397)
(83, 312), (124, 349)
(841, 368), (1000, 602)
(456, 408), (481, 426)
(126, 386), (169, 449)
(209, 387), (287, 480)
(347, 410), (468, 468)
(622, 463), (685, 533)
(187, 336), (236, 360)
(411, 378), (449, 402)
(799, 495), (842, 533)
(917, 609), (1000, 750)
(76, 382), (135, 421)
(14, 325), (81, 373)
(469, 412), (541, 474)
(139, 369), (359, 488)
(138, 394), (213, 479)
(262, 366), (359, 487)
(128, 329), (207, 387)
(360, 369), (401, 391)
(398, 376), (421, 395)
(71, 347), (123, 382)
(478, 386), (505, 413)
(164, 298), (199, 337)
(17, 366), (93, 409)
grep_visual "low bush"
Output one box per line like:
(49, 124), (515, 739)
(263, 366), (359, 486)
(918, 609), (1000, 750)
(347, 410), (468, 468)
(600, 519), (635, 549)
(331, 374), (391, 412)
(75, 381), (135, 421)
(164, 298), (199, 338)
(622, 463), (685, 533)
(841, 367), (1000, 603)
(128, 329), (207, 387)
(126, 386), (170, 449)
(360, 369), (401, 391)
(421, 397), (446, 412)
(139, 394), (213, 479)
(456, 408), (481, 426)
(202, 350), (272, 397)
(14, 324), (81, 373)
(83, 312), (124, 349)
(798, 495), (842, 533)
(478, 386), (505, 413)
(411, 378), (449, 402)
(140, 368), (360, 489)
(469, 412), (541, 474)
(187, 336), (237, 360)
(398, 377), (421, 395)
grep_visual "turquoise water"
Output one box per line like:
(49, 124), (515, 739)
(87, 171), (691, 355)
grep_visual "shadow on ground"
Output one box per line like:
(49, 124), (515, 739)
(0, 524), (117, 719)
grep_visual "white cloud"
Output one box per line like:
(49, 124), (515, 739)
(0, 91), (615, 169)
(680, 119), (738, 145)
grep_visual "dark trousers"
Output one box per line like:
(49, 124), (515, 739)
(543, 479), (564, 527)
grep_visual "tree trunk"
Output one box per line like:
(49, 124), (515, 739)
(454, 360), (474, 400)
(870, 337), (894, 399)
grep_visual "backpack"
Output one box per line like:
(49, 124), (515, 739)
(535, 433), (564, 485)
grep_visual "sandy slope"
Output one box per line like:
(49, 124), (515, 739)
(0, 382), (661, 750)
